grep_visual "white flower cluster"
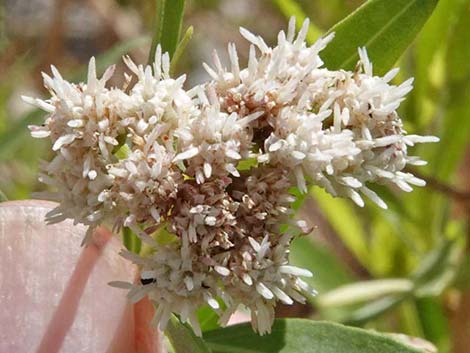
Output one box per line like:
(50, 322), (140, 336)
(25, 18), (437, 335)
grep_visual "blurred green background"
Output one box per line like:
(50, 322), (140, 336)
(0, 1), (468, 352)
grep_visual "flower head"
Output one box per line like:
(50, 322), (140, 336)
(26, 19), (438, 335)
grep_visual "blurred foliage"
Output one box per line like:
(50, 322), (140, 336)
(0, 0), (468, 352)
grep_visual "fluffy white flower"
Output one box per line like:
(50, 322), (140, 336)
(24, 57), (121, 237)
(203, 17), (334, 130)
(174, 95), (261, 183)
(119, 46), (196, 138)
(25, 18), (438, 335)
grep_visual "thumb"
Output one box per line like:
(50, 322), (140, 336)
(0, 200), (163, 353)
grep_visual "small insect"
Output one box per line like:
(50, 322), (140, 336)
(140, 278), (156, 285)
(140, 270), (157, 285)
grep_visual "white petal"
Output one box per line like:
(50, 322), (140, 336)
(291, 150), (306, 160)
(225, 149), (242, 160)
(361, 186), (387, 209)
(214, 266), (230, 276)
(174, 147), (199, 161)
(242, 273), (253, 286)
(248, 237), (261, 252)
(203, 162), (212, 179)
(279, 265), (313, 277)
(272, 286), (293, 305)
(206, 296), (220, 309)
(256, 282), (274, 300)
(52, 134), (76, 151)
(268, 140), (284, 152)
(29, 128), (50, 138)
(340, 176), (362, 188)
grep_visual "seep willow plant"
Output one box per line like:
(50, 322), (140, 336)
(22, 0), (446, 352)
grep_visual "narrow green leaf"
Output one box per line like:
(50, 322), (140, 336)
(149, 0), (186, 64)
(271, 0), (322, 43)
(344, 295), (407, 326)
(430, 3), (470, 180)
(412, 237), (464, 297)
(170, 25), (194, 76)
(196, 297), (226, 333)
(197, 305), (221, 332)
(318, 279), (413, 308)
(113, 141), (131, 160)
(415, 297), (451, 352)
(166, 315), (211, 353)
(445, 2), (470, 82)
(321, 0), (438, 75)
(122, 226), (142, 254)
(204, 319), (428, 353)
(398, 301), (425, 341)
(413, 0), (464, 126)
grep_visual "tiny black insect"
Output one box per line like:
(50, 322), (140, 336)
(140, 277), (157, 285)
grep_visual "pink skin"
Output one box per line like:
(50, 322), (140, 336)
(0, 201), (163, 353)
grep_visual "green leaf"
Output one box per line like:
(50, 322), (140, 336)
(149, 0), (186, 63)
(271, 0), (322, 43)
(318, 279), (413, 308)
(204, 319), (428, 353)
(445, 2), (470, 82)
(122, 227), (142, 254)
(344, 295), (407, 326)
(398, 300), (425, 341)
(113, 142), (131, 160)
(197, 298), (228, 332)
(171, 25), (194, 76)
(197, 305), (221, 332)
(429, 3), (470, 181)
(412, 237), (464, 297)
(321, 0), (438, 75)
(415, 297), (451, 352)
(385, 332), (437, 353)
(413, 0), (465, 126)
(166, 315), (211, 353)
